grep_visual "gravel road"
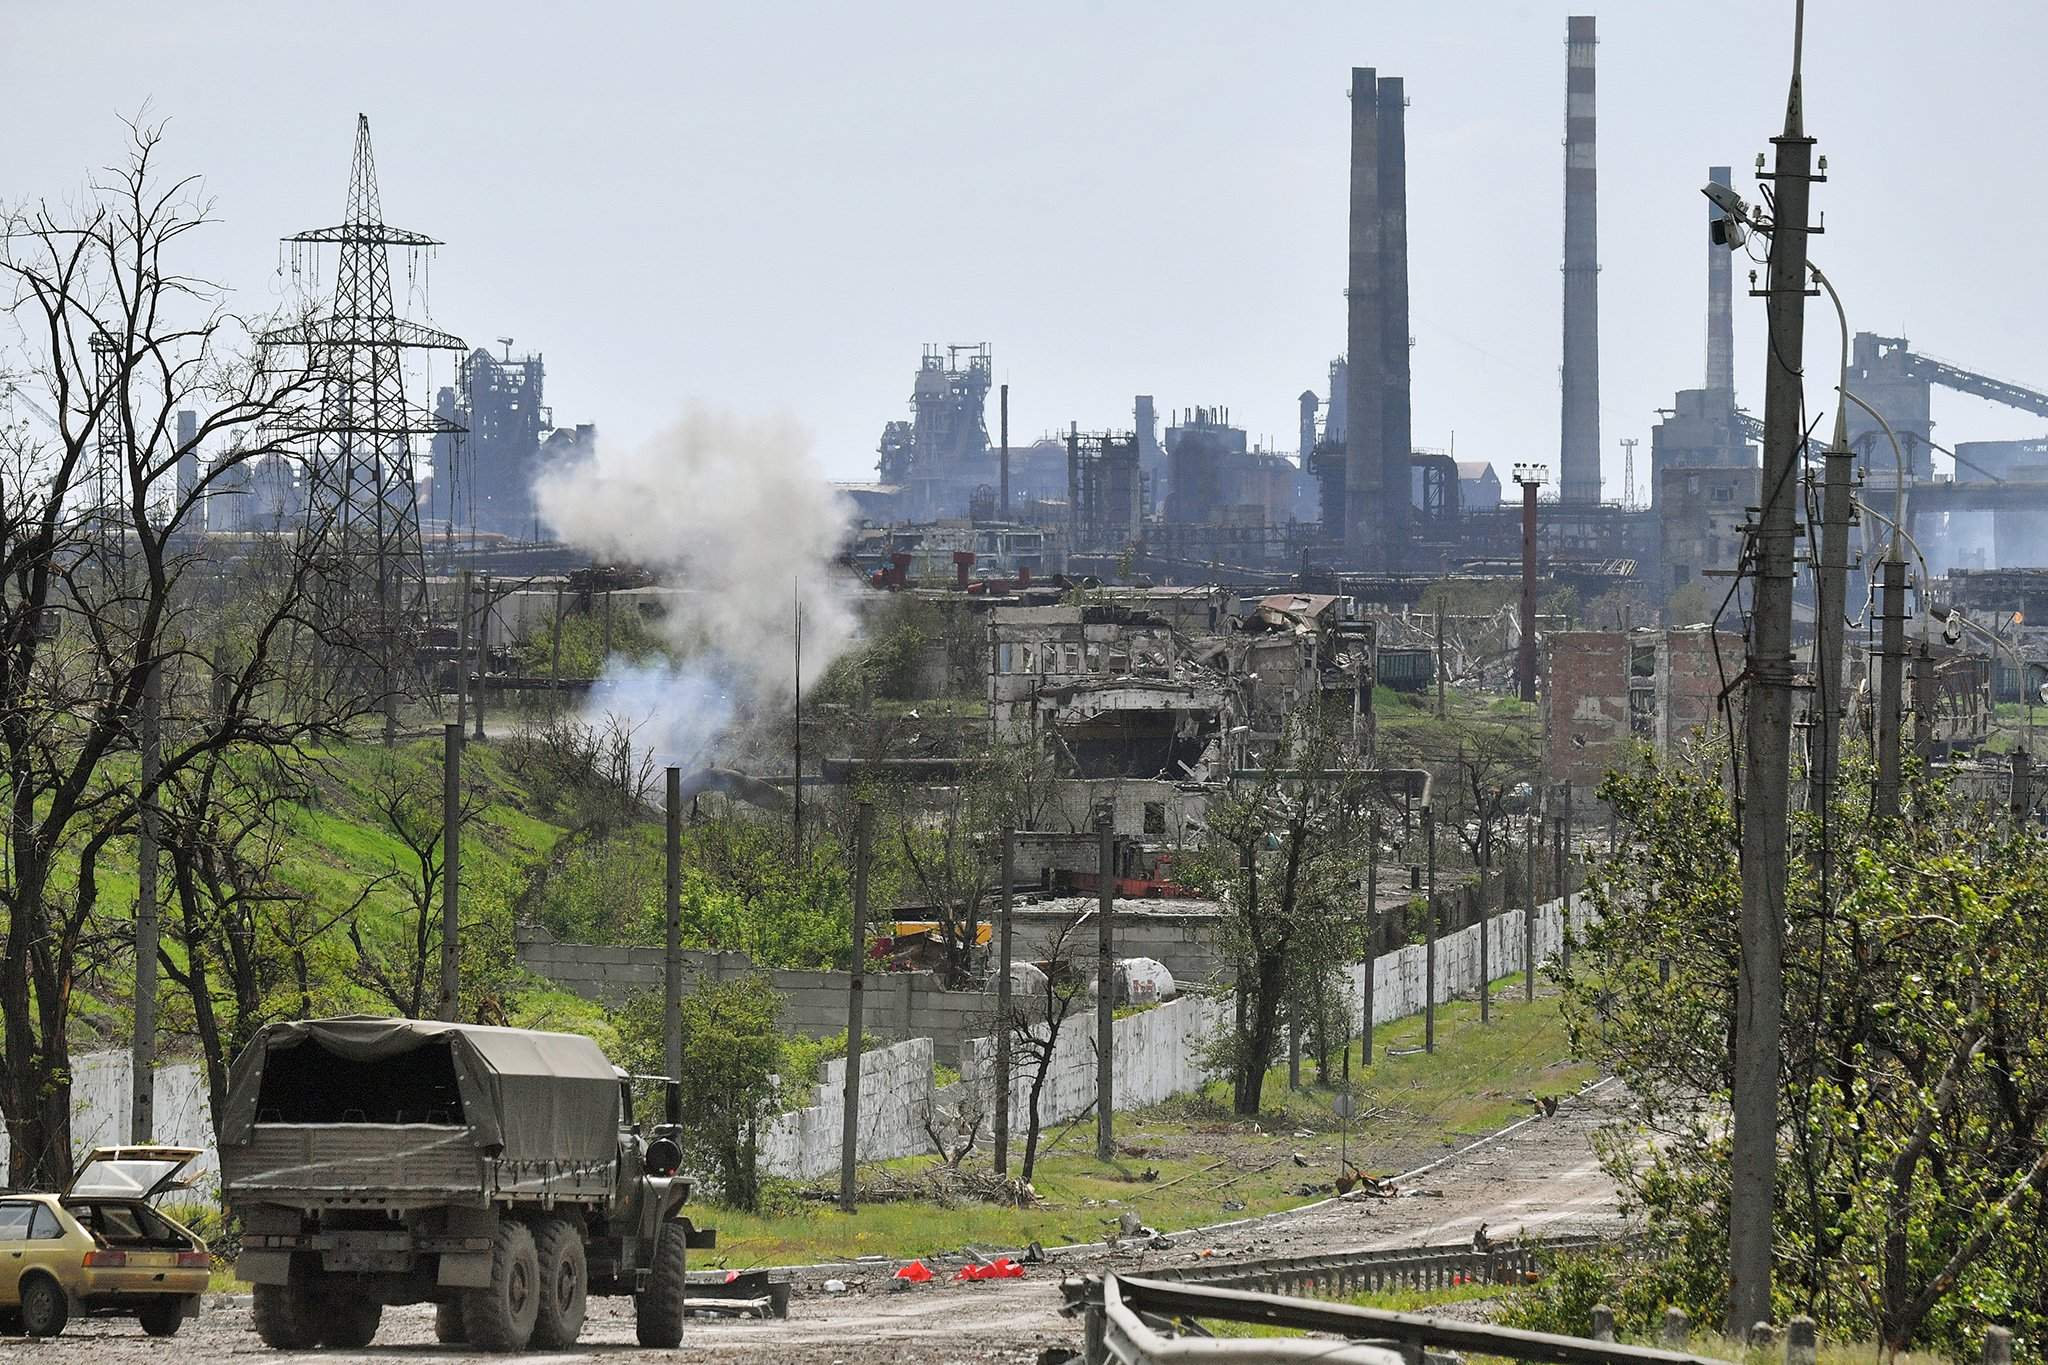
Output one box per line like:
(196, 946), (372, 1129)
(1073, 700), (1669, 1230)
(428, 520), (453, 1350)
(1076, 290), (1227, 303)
(7, 1090), (1621, 1364)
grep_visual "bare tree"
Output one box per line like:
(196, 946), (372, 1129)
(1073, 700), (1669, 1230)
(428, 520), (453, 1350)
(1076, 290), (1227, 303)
(1003, 918), (1091, 1184)
(0, 120), (350, 1184)
(350, 750), (483, 1018)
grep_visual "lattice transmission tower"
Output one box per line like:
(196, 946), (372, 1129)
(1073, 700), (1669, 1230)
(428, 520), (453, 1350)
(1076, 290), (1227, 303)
(266, 114), (465, 740)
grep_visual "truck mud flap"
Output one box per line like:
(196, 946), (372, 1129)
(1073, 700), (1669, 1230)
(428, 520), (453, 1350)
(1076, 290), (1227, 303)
(683, 1219), (716, 1250)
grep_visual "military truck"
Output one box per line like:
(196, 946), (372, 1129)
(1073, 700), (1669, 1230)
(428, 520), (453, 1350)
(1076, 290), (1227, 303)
(218, 1016), (713, 1352)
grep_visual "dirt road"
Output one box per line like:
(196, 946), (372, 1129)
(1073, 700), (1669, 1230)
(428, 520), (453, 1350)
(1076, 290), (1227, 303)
(10, 1091), (1621, 1364)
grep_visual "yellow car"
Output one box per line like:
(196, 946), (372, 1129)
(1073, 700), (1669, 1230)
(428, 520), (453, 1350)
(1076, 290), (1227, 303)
(0, 1145), (211, 1338)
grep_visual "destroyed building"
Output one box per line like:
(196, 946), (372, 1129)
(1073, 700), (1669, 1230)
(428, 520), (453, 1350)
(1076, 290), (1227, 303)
(1544, 627), (1739, 805)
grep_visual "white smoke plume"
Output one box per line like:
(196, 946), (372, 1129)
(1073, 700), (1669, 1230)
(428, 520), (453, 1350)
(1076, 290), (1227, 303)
(532, 409), (856, 766)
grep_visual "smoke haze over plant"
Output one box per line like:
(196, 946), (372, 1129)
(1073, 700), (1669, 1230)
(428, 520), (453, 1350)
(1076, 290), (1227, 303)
(533, 409), (855, 764)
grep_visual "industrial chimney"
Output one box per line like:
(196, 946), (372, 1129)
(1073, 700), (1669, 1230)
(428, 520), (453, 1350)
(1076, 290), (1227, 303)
(1376, 76), (1413, 563)
(1705, 165), (1735, 394)
(1343, 67), (1384, 560)
(1558, 16), (1601, 505)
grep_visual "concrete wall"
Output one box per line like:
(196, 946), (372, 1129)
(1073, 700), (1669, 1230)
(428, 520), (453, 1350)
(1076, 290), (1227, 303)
(755, 893), (1588, 1180)
(0, 1053), (219, 1190)
(36, 895), (1588, 1193)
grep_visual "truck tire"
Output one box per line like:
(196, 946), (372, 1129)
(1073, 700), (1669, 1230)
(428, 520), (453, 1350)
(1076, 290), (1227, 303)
(632, 1219), (688, 1348)
(252, 1282), (321, 1350)
(434, 1300), (469, 1344)
(529, 1217), (588, 1348)
(319, 1295), (381, 1349)
(20, 1272), (67, 1338)
(461, 1216), (540, 1352)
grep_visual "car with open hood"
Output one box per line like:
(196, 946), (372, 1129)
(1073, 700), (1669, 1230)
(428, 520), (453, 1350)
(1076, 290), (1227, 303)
(0, 1145), (211, 1338)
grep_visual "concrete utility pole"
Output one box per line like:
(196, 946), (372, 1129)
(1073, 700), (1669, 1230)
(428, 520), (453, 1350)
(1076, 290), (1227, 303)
(471, 571), (490, 742)
(1729, 0), (1819, 1332)
(1874, 552), (1907, 821)
(1911, 640), (1935, 766)
(664, 767), (683, 1124)
(131, 663), (161, 1140)
(1524, 812), (1537, 1003)
(1423, 804), (1436, 1055)
(2013, 749), (2032, 824)
(1478, 830), (1491, 1026)
(994, 828), (1015, 1175)
(1808, 268), (1855, 833)
(438, 722), (462, 1022)
(840, 801), (872, 1212)
(454, 570), (473, 733)
(1363, 812), (1378, 1063)
(548, 581), (565, 698)
(1555, 802), (1571, 974)
(1513, 466), (1543, 703)
(1096, 806), (1116, 1162)
(1435, 607), (1447, 718)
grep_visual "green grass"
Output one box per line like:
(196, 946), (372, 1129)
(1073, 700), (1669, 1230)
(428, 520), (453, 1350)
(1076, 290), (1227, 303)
(1203, 1280), (1506, 1337)
(695, 980), (1592, 1269)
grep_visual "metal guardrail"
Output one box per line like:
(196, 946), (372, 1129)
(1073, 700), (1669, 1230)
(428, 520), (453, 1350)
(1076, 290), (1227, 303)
(1067, 1273), (1730, 1365)
(1144, 1235), (1601, 1297)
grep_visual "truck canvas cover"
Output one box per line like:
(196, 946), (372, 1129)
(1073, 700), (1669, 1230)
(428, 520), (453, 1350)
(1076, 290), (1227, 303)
(220, 1017), (620, 1164)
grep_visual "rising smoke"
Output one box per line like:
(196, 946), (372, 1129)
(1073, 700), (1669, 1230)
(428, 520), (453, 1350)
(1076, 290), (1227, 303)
(532, 409), (856, 767)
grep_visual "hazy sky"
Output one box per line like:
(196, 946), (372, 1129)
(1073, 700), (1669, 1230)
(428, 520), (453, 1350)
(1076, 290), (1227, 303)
(10, 1), (2047, 495)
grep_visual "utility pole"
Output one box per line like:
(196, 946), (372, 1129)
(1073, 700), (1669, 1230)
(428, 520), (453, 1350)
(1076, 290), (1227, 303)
(548, 581), (565, 699)
(994, 828), (1014, 1176)
(454, 569), (472, 733)
(2013, 749), (2033, 825)
(1910, 639), (1935, 767)
(664, 768), (682, 1124)
(1874, 552), (1907, 821)
(1811, 411), (1854, 840)
(1729, 2), (1818, 1332)
(1524, 811), (1537, 1003)
(840, 801), (872, 1212)
(1435, 606), (1447, 718)
(1423, 804), (1436, 1055)
(131, 663), (161, 1140)
(1095, 805), (1115, 1162)
(438, 722), (462, 1022)
(471, 571), (489, 742)
(1000, 383), (1011, 516)
(1513, 467), (1543, 703)
(1478, 818), (1491, 1026)
(793, 587), (804, 868)
(1363, 812), (1378, 1064)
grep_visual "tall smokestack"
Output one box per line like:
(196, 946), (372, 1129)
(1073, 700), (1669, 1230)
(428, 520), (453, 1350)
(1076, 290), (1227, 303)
(1376, 76), (1413, 564)
(1559, 16), (1601, 505)
(1705, 165), (1735, 394)
(1299, 390), (1320, 469)
(1343, 67), (1383, 560)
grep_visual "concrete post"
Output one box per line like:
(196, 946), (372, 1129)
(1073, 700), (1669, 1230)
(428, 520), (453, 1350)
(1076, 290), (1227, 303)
(2013, 748), (2032, 824)
(840, 801), (872, 1212)
(1364, 812), (1378, 1062)
(454, 569), (472, 732)
(1590, 1306), (1614, 1343)
(131, 663), (161, 1140)
(1875, 552), (1907, 821)
(1423, 805), (1436, 1054)
(1786, 1315), (1817, 1365)
(1524, 815), (1537, 1002)
(471, 571), (489, 742)
(1984, 1327), (2015, 1365)
(994, 827), (1014, 1176)
(1096, 807), (1116, 1162)
(548, 581), (565, 698)
(439, 723), (461, 1022)
(1662, 1308), (1690, 1348)
(664, 767), (682, 1122)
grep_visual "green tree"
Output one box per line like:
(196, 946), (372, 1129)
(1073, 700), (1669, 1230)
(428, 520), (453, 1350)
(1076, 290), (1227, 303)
(1555, 747), (2048, 1356)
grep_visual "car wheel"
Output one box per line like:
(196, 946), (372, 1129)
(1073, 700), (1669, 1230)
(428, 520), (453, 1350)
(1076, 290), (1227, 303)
(251, 1280), (322, 1350)
(20, 1273), (68, 1338)
(318, 1294), (381, 1349)
(632, 1219), (688, 1348)
(529, 1216), (588, 1348)
(433, 1300), (468, 1344)
(460, 1217), (539, 1351)
(137, 1296), (188, 1337)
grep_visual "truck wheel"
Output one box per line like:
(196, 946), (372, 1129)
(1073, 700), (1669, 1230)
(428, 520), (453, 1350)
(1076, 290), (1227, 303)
(434, 1300), (469, 1344)
(461, 1217), (540, 1352)
(632, 1219), (687, 1348)
(319, 1296), (381, 1349)
(20, 1273), (67, 1338)
(529, 1216), (588, 1348)
(137, 1296), (189, 1337)
(252, 1282), (321, 1350)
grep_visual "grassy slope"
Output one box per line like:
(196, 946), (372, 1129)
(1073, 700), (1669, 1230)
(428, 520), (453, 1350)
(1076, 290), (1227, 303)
(699, 980), (1594, 1268)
